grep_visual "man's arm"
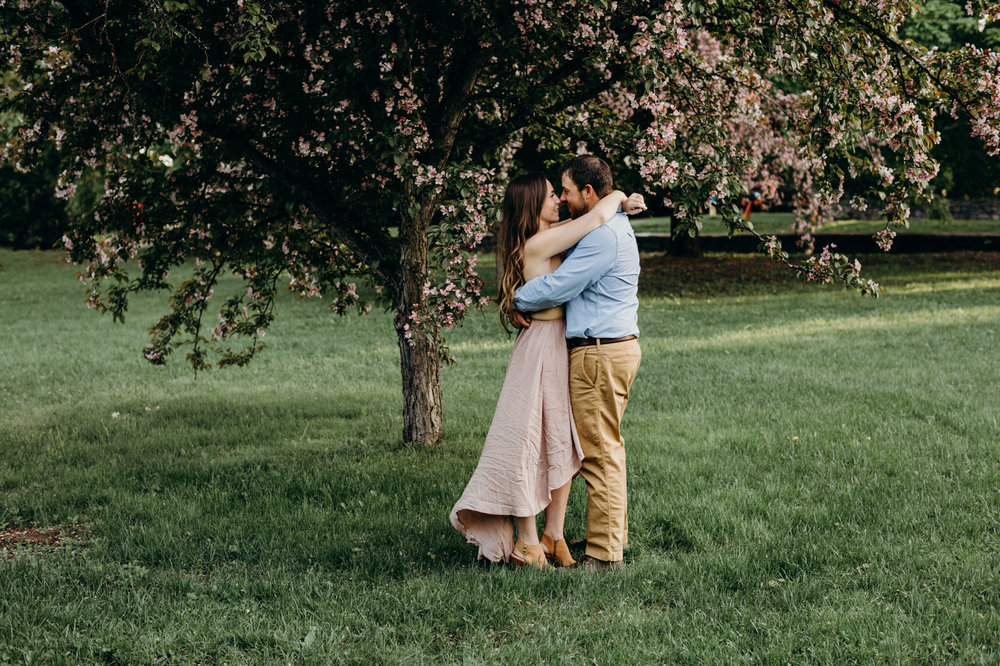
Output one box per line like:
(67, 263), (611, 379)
(514, 224), (617, 312)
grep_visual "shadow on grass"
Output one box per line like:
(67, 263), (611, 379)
(639, 517), (699, 554)
(639, 250), (1000, 298)
(3, 391), (490, 578)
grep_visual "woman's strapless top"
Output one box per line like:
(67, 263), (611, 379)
(531, 305), (564, 321)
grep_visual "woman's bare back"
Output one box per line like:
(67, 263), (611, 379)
(522, 253), (563, 321)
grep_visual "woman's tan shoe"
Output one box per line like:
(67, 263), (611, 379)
(511, 539), (553, 570)
(540, 534), (577, 568)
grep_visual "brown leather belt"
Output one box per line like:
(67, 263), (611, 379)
(567, 335), (636, 350)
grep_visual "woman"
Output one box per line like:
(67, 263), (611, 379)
(450, 173), (645, 569)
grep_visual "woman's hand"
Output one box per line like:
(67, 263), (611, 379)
(622, 193), (647, 216)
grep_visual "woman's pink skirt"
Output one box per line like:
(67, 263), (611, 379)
(449, 318), (583, 563)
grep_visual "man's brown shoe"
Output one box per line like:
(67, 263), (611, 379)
(577, 555), (623, 571)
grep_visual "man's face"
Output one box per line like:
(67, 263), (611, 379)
(560, 173), (588, 219)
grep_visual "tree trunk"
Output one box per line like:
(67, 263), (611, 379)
(669, 213), (703, 258)
(394, 207), (443, 448)
(395, 320), (443, 448)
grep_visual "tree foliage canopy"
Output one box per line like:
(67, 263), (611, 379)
(4, 0), (999, 444)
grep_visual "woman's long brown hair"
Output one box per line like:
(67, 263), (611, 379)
(497, 173), (548, 335)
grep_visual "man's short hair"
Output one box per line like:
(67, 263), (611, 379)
(561, 155), (614, 197)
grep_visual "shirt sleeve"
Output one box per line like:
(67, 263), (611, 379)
(514, 225), (617, 312)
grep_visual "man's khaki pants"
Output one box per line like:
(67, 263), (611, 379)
(569, 338), (641, 562)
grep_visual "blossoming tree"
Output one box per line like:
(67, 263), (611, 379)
(4, 0), (999, 447)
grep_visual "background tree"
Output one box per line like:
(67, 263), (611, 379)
(0, 142), (65, 249)
(900, 0), (1000, 204)
(0, 69), (66, 249)
(4, 0), (1000, 447)
(0, 70), (103, 250)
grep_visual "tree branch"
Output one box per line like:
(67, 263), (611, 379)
(818, 0), (977, 118)
(197, 120), (394, 286)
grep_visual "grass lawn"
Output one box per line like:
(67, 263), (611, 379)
(631, 211), (1000, 235)
(2, 247), (999, 664)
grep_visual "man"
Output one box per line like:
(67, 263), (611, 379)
(513, 155), (642, 571)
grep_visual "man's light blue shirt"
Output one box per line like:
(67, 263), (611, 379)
(514, 213), (640, 339)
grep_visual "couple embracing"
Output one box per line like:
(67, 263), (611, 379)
(450, 155), (643, 571)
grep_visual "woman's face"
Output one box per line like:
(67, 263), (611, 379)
(539, 180), (561, 225)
